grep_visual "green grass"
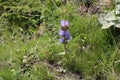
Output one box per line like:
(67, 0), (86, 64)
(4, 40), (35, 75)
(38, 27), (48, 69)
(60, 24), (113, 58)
(0, 34), (55, 80)
(0, 1), (120, 80)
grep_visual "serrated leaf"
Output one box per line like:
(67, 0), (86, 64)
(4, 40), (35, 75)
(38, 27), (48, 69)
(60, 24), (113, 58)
(97, 1), (120, 29)
(116, 10), (120, 15)
(104, 12), (117, 21)
(102, 21), (114, 29)
(97, 14), (105, 24)
(117, 17), (120, 22)
(115, 4), (120, 15)
(115, 24), (120, 28)
(116, 4), (120, 11)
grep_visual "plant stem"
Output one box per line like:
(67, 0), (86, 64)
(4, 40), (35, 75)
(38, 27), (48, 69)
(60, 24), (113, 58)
(64, 43), (70, 65)
(64, 43), (68, 59)
(108, 28), (118, 48)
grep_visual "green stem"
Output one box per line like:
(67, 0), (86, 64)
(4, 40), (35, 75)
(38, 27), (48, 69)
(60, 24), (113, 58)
(108, 28), (118, 48)
(64, 43), (67, 59)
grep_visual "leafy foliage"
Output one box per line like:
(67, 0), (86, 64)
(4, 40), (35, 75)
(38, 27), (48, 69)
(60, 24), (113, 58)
(97, 2), (120, 29)
(0, 0), (61, 32)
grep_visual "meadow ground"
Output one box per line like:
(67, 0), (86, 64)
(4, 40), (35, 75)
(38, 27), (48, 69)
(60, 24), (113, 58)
(0, 0), (120, 80)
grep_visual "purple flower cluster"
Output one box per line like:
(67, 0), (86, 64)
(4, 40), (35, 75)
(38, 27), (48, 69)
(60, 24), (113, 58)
(58, 20), (71, 43)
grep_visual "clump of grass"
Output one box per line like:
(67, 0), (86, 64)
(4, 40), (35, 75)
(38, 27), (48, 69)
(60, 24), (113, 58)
(0, 32), (55, 80)
(58, 13), (120, 79)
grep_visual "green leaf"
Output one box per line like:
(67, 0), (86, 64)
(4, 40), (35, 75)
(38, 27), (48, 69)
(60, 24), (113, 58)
(115, 24), (120, 28)
(102, 21), (114, 29)
(115, 4), (120, 15)
(97, 14), (105, 24)
(116, 0), (120, 4)
(104, 12), (117, 21)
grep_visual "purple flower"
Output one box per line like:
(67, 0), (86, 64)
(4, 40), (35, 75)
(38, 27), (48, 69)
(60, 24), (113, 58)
(59, 20), (71, 43)
(65, 34), (71, 40)
(59, 29), (70, 38)
(58, 29), (65, 36)
(60, 20), (69, 27)
(59, 38), (64, 43)
(64, 30), (70, 37)
(65, 20), (68, 26)
(59, 29), (69, 35)
(60, 20), (65, 27)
